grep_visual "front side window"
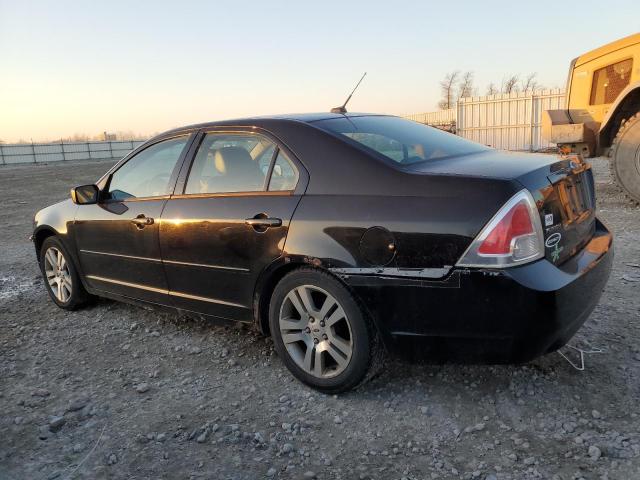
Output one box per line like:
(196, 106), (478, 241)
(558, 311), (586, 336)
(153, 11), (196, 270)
(108, 136), (189, 200)
(185, 134), (275, 194)
(312, 115), (487, 166)
(590, 58), (633, 105)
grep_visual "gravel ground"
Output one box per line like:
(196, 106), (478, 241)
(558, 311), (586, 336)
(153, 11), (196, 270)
(1, 157), (639, 480)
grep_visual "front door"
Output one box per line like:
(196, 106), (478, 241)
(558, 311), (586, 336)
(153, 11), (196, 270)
(160, 131), (304, 320)
(74, 135), (192, 304)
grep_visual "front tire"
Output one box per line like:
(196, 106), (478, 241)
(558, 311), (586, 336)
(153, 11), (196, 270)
(269, 268), (381, 393)
(39, 236), (91, 310)
(610, 111), (640, 204)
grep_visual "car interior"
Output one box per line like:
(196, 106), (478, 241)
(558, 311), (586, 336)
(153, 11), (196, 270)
(185, 135), (273, 194)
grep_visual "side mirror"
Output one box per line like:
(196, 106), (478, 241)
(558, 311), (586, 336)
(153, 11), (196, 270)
(71, 184), (100, 205)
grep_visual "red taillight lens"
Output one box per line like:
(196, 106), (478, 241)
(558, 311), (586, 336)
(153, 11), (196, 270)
(456, 190), (544, 268)
(477, 202), (534, 255)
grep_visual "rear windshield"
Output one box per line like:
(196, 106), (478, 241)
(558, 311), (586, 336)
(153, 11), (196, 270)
(312, 115), (487, 165)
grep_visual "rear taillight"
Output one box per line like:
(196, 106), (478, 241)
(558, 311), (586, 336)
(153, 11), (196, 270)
(456, 189), (544, 268)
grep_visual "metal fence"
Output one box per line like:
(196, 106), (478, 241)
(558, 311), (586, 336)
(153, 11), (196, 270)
(403, 108), (456, 127)
(4, 90), (567, 164)
(405, 89), (567, 151)
(0, 140), (147, 165)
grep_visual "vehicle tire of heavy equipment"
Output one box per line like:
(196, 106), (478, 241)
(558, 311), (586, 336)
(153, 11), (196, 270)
(610, 111), (640, 204)
(269, 268), (383, 393)
(39, 236), (92, 310)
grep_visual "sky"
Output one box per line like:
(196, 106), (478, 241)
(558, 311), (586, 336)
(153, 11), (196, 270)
(0, 0), (638, 142)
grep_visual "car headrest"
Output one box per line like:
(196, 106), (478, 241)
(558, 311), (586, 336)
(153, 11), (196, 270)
(214, 147), (258, 177)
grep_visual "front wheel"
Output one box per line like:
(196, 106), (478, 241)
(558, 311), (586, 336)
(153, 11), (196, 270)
(269, 268), (382, 393)
(610, 111), (640, 203)
(39, 236), (91, 310)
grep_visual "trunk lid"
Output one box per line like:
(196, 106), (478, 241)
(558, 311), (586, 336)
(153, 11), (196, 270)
(408, 151), (596, 266)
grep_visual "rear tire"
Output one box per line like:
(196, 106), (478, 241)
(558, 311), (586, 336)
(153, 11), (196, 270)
(610, 112), (640, 204)
(39, 236), (91, 310)
(269, 268), (382, 393)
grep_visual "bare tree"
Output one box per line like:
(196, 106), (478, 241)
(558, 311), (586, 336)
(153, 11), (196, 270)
(457, 71), (474, 100)
(520, 72), (542, 92)
(60, 133), (91, 142)
(115, 130), (148, 141)
(438, 71), (459, 110)
(486, 83), (499, 95)
(502, 75), (519, 94)
(482, 73), (544, 96)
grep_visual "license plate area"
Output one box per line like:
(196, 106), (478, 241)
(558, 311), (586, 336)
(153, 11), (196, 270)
(543, 165), (596, 265)
(551, 170), (595, 226)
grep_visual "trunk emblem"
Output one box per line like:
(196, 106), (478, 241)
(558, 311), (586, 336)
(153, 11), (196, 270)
(545, 232), (564, 262)
(545, 232), (562, 248)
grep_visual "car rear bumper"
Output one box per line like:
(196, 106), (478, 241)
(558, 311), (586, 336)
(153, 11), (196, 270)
(339, 218), (613, 363)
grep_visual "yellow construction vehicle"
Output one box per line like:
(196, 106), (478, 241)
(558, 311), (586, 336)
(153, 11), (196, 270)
(542, 32), (640, 202)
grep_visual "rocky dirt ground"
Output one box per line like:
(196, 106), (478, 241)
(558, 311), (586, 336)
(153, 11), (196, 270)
(1, 157), (639, 480)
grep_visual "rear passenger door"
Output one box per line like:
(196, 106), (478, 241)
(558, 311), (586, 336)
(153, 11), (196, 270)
(159, 130), (307, 321)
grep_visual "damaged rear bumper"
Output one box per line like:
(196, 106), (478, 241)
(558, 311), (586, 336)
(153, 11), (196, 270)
(336, 218), (614, 363)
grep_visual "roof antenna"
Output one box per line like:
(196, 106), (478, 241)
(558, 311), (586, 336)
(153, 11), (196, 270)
(331, 72), (367, 114)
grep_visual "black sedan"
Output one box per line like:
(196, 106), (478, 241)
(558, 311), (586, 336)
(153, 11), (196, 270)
(33, 113), (613, 392)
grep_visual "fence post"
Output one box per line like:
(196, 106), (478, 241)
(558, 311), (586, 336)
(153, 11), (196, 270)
(109, 140), (113, 160)
(0, 144), (4, 165)
(32, 140), (36, 163)
(61, 139), (65, 161)
(529, 93), (536, 152)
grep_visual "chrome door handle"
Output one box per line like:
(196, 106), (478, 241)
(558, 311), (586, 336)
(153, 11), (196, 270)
(131, 215), (154, 228)
(245, 217), (282, 228)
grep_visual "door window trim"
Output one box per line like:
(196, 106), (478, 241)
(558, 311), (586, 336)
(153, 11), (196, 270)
(99, 132), (197, 203)
(171, 190), (295, 200)
(173, 127), (308, 198)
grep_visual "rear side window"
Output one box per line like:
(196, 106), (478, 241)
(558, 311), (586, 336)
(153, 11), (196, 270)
(185, 133), (278, 194)
(312, 116), (487, 166)
(268, 151), (299, 191)
(589, 58), (633, 105)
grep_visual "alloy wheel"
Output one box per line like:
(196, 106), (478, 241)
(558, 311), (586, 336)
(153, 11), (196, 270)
(278, 285), (353, 378)
(43, 247), (72, 303)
